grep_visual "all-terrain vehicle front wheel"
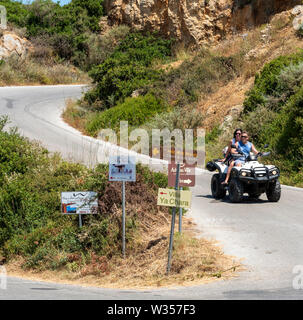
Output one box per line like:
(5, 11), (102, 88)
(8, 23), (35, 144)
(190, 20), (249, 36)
(248, 193), (261, 200)
(266, 180), (281, 202)
(229, 178), (244, 203)
(211, 174), (226, 199)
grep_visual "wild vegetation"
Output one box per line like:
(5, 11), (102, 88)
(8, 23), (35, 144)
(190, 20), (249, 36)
(65, 38), (241, 141)
(0, 54), (89, 85)
(0, 116), (236, 287)
(1, 0), (104, 67)
(0, 0), (130, 85)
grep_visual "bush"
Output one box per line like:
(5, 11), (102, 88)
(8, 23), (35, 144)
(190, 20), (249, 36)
(0, 116), (166, 270)
(143, 107), (205, 134)
(0, 0), (104, 69)
(243, 51), (303, 112)
(83, 26), (130, 71)
(85, 32), (173, 107)
(0, 0), (28, 27)
(86, 94), (168, 136)
(272, 87), (303, 170)
(155, 49), (240, 108)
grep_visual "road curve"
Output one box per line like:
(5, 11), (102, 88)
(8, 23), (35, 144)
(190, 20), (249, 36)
(0, 85), (303, 300)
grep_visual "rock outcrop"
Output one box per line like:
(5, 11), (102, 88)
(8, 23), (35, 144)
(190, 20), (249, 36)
(0, 31), (31, 59)
(106, 0), (301, 46)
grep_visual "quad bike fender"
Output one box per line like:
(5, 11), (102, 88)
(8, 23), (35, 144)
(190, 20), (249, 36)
(206, 161), (228, 176)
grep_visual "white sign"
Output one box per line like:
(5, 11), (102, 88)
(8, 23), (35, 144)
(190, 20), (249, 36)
(109, 156), (136, 182)
(61, 192), (98, 215)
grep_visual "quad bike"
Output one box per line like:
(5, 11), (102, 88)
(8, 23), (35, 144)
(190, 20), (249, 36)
(206, 145), (281, 203)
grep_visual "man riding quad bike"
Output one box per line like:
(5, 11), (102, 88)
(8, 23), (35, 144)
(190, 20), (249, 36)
(206, 144), (281, 203)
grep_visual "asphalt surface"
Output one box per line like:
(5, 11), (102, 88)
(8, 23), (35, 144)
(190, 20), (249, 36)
(0, 85), (303, 300)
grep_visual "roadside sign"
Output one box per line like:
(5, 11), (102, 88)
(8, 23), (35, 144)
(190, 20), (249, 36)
(157, 188), (192, 209)
(61, 192), (98, 215)
(109, 155), (136, 258)
(168, 163), (195, 187)
(109, 156), (136, 182)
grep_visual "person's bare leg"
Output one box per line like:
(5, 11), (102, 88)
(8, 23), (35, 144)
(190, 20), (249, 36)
(222, 161), (235, 184)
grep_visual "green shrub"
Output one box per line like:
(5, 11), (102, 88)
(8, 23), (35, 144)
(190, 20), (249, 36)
(273, 87), (303, 170)
(0, 0), (28, 27)
(0, 116), (165, 270)
(143, 107), (205, 134)
(205, 125), (222, 144)
(86, 94), (168, 136)
(0, 0), (104, 69)
(85, 32), (173, 107)
(136, 164), (168, 189)
(83, 26), (130, 71)
(243, 51), (303, 112)
(156, 49), (240, 108)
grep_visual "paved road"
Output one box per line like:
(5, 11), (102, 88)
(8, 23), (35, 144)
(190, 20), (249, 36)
(0, 85), (303, 300)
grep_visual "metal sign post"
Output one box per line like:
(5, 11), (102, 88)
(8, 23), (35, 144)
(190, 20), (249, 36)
(79, 214), (83, 228)
(122, 181), (126, 259)
(179, 187), (183, 234)
(109, 156), (136, 259)
(166, 163), (180, 275)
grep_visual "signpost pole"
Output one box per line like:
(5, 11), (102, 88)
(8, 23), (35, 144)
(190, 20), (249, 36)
(179, 187), (183, 234)
(166, 163), (180, 275)
(122, 180), (126, 259)
(79, 214), (83, 228)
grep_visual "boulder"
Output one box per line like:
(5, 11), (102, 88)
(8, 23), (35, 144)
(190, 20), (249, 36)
(0, 32), (31, 59)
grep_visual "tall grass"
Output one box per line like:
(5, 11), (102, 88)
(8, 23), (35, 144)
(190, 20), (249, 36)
(0, 55), (89, 86)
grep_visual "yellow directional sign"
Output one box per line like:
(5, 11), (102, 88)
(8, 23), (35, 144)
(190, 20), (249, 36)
(157, 188), (192, 209)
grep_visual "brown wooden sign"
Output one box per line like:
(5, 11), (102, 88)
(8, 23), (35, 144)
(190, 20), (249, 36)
(168, 163), (196, 187)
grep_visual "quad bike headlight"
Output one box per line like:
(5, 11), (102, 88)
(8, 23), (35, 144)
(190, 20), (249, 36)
(240, 170), (251, 177)
(270, 169), (278, 176)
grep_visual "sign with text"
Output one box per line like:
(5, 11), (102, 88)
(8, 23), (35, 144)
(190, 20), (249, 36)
(168, 163), (196, 187)
(157, 188), (192, 209)
(109, 156), (136, 182)
(61, 192), (98, 215)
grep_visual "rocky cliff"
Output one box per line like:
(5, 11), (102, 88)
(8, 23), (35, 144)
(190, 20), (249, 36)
(106, 0), (301, 45)
(0, 31), (31, 59)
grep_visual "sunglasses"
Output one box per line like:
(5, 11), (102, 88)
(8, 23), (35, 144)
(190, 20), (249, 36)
(236, 133), (241, 135)
(242, 136), (248, 138)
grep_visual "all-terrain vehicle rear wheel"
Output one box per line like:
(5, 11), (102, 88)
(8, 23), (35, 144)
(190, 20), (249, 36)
(229, 178), (244, 203)
(211, 174), (226, 199)
(266, 180), (281, 202)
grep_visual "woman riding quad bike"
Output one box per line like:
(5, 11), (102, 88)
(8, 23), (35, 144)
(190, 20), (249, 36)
(206, 142), (281, 203)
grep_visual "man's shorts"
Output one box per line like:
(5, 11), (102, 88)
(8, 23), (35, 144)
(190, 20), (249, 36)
(235, 159), (245, 166)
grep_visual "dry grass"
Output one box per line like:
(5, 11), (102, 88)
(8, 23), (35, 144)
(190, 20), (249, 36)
(198, 77), (254, 130)
(62, 99), (88, 135)
(6, 210), (240, 289)
(197, 9), (303, 131)
(0, 56), (90, 86)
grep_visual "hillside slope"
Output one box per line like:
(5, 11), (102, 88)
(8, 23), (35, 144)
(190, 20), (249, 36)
(105, 0), (301, 45)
